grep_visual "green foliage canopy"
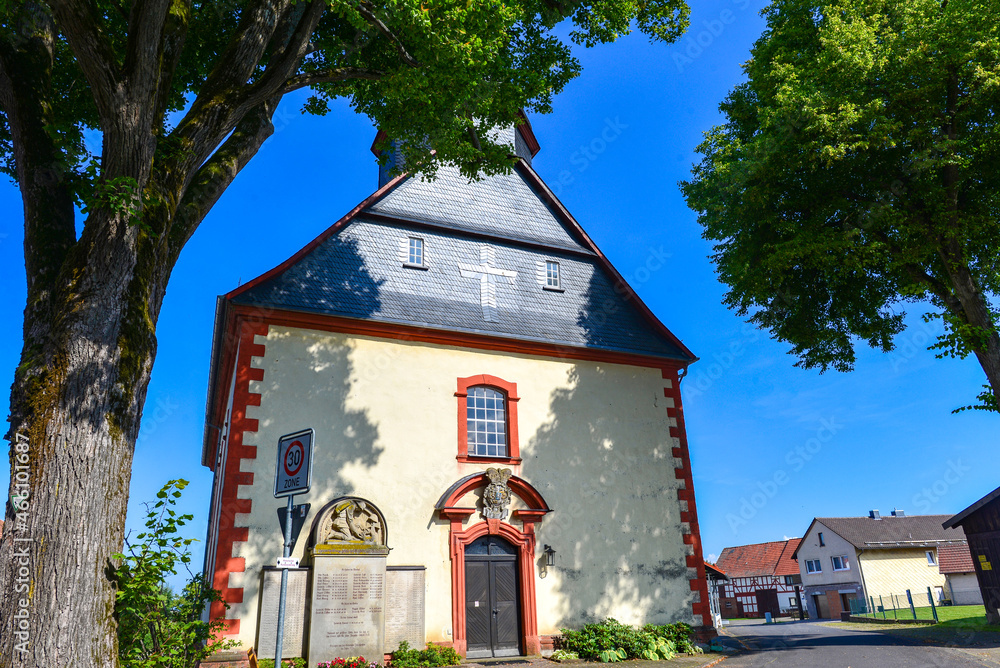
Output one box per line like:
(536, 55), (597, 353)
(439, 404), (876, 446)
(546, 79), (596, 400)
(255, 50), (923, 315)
(682, 0), (1000, 411)
(0, 0), (689, 192)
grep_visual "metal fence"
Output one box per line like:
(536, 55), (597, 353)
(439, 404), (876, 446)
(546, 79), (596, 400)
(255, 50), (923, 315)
(848, 588), (943, 622)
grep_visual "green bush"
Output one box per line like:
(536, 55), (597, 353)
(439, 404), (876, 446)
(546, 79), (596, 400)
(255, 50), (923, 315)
(549, 649), (580, 661)
(390, 641), (462, 667)
(560, 619), (699, 662)
(642, 623), (698, 654)
(257, 659), (308, 668)
(112, 479), (236, 668)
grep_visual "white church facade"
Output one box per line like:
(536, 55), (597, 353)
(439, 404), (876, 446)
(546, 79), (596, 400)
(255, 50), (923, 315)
(200, 119), (710, 661)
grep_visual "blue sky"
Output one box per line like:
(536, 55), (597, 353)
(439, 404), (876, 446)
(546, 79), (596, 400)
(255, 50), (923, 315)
(1, 0), (997, 585)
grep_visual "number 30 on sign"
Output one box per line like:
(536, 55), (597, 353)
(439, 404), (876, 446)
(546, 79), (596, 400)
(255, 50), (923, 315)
(274, 428), (314, 497)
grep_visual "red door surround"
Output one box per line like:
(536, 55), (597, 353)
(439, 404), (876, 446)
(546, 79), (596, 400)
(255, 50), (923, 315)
(438, 473), (551, 656)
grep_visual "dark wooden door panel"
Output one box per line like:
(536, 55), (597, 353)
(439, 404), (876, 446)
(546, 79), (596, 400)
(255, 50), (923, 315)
(492, 561), (520, 655)
(466, 561), (492, 657)
(464, 536), (522, 658)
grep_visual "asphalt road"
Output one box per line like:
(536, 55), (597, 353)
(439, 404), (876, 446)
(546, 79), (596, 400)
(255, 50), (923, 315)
(719, 619), (997, 668)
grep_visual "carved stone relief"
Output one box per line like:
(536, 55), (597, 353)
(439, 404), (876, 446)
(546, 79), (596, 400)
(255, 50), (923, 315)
(482, 467), (512, 520)
(313, 497), (387, 546)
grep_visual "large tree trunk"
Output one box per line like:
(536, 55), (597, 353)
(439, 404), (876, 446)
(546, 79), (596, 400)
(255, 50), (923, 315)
(0, 211), (160, 666)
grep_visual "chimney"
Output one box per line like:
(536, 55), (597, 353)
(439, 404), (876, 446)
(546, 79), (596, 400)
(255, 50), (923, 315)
(869, 510), (881, 520)
(891, 509), (905, 517)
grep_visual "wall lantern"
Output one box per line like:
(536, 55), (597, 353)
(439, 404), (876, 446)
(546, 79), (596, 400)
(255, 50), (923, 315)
(543, 544), (556, 567)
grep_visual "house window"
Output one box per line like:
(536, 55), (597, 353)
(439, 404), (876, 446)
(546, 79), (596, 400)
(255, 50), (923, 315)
(926, 550), (936, 566)
(818, 532), (825, 547)
(806, 559), (822, 574)
(545, 261), (560, 289)
(785, 574), (801, 585)
(455, 375), (521, 463)
(466, 387), (508, 458)
(832, 555), (850, 571)
(407, 237), (424, 266)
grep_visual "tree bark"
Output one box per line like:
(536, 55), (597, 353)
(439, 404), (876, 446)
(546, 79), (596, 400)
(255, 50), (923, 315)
(938, 240), (1000, 412)
(0, 0), (384, 663)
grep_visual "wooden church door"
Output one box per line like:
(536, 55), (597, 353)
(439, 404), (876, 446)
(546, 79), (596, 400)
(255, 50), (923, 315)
(465, 535), (522, 658)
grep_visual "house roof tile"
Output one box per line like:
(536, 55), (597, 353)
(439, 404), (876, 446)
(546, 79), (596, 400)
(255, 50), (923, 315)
(716, 539), (800, 579)
(938, 543), (975, 574)
(815, 515), (966, 550)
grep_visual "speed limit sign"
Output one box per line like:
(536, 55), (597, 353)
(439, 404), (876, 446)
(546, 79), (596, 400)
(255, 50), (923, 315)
(274, 428), (314, 497)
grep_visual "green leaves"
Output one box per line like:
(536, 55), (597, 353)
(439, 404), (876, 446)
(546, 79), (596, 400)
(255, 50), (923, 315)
(112, 479), (236, 668)
(560, 619), (699, 661)
(682, 0), (1000, 410)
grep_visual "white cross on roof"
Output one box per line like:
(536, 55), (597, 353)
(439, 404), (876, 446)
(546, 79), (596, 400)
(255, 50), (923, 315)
(458, 246), (518, 322)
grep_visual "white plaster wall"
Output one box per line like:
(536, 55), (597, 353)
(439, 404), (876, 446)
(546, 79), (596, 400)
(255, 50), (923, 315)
(947, 573), (984, 605)
(224, 326), (692, 650)
(796, 523), (861, 586)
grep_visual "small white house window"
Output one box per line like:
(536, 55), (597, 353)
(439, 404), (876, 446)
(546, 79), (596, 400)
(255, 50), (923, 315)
(545, 261), (560, 289)
(926, 550), (936, 566)
(408, 237), (424, 265)
(818, 532), (825, 547)
(806, 559), (822, 574)
(832, 555), (850, 571)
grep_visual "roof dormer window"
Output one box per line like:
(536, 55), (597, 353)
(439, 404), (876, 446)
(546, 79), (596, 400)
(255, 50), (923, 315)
(542, 260), (563, 292)
(402, 236), (428, 269)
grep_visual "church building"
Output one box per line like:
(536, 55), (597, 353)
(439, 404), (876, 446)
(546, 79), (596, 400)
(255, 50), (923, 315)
(200, 118), (710, 663)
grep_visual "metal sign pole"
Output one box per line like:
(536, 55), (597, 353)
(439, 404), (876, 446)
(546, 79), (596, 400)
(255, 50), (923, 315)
(274, 493), (294, 666)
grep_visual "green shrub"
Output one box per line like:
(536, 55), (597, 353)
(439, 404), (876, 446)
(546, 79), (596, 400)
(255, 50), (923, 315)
(560, 619), (700, 662)
(549, 649), (580, 661)
(642, 623), (699, 655)
(257, 659), (308, 668)
(390, 641), (462, 667)
(112, 479), (236, 668)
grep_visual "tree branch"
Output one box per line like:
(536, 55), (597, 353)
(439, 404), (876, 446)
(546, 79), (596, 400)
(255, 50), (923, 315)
(357, 0), (420, 67)
(49, 0), (123, 120)
(280, 67), (384, 94)
(123, 0), (172, 90)
(198, 0), (291, 95)
(0, 3), (77, 299)
(168, 97), (281, 255)
(901, 263), (964, 316)
(245, 0), (328, 106)
(151, 0), (192, 124)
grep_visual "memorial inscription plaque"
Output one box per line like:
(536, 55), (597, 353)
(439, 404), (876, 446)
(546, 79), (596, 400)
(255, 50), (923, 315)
(308, 497), (391, 664)
(385, 567), (426, 650)
(257, 568), (309, 657)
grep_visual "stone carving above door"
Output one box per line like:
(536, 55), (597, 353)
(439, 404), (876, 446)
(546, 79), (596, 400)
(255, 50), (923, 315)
(482, 467), (512, 520)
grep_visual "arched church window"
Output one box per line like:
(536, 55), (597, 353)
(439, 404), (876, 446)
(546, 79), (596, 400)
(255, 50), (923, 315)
(467, 386), (508, 457)
(455, 374), (520, 464)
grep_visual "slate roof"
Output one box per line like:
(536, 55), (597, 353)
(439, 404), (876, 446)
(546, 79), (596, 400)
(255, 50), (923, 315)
(228, 162), (693, 361)
(716, 539), (801, 579)
(806, 516), (967, 551)
(938, 543), (975, 574)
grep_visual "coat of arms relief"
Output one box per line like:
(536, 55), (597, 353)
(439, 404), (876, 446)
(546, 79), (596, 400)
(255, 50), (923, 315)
(482, 467), (513, 520)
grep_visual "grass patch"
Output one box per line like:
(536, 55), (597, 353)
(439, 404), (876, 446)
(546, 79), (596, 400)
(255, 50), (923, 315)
(842, 604), (1000, 647)
(854, 604), (986, 623)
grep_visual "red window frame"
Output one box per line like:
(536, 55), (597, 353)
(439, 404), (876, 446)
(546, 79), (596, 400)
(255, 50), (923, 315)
(455, 374), (520, 464)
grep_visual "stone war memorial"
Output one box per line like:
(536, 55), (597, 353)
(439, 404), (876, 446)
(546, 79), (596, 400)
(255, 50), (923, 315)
(309, 498), (390, 662)
(199, 117), (711, 666)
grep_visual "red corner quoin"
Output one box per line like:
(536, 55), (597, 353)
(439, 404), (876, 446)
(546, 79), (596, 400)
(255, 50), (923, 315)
(210, 320), (268, 635)
(663, 367), (713, 633)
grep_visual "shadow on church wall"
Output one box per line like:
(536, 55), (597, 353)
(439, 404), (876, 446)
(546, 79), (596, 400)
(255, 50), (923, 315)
(232, 237), (386, 610)
(519, 267), (693, 629)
